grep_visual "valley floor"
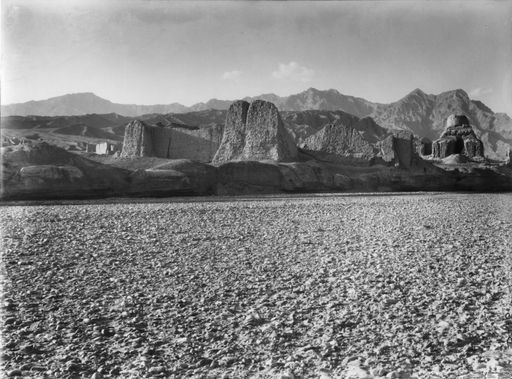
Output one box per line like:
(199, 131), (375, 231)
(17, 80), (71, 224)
(1, 194), (512, 378)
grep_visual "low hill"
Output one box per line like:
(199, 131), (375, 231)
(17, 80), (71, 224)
(53, 124), (121, 141)
(1, 142), (129, 199)
(1, 113), (132, 130)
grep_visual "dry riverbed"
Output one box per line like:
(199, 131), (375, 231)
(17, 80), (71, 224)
(1, 193), (512, 378)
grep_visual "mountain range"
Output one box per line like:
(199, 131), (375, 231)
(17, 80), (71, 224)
(2, 88), (511, 159)
(1, 89), (376, 117)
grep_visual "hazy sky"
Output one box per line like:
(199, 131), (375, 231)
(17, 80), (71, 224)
(2, 0), (512, 114)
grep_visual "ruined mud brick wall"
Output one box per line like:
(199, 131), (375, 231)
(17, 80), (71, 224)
(213, 101), (250, 163)
(121, 120), (154, 157)
(213, 100), (297, 163)
(378, 130), (415, 168)
(167, 125), (223, 162)
(302, 122), (376, 161)
(121, 120), (222, 162)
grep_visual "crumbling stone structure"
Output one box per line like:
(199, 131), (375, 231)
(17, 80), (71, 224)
(213, 100), (297, 163)
(121, 120), (173, 158)
(121, 120), (222, 162)
(432, 115), (484, 159)
(418, 137), (432, 156)
(378, 130), (415, 168)
(212, 101), (249, 162)
(302, 122), (376, 161)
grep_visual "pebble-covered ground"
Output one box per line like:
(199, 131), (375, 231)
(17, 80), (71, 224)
(2, 193), (512, 379)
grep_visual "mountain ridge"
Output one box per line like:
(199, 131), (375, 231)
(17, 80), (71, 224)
(2, 87), (509, 119)
(3, 88), (511, 159)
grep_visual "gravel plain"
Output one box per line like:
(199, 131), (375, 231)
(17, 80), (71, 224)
(2, 193), (512, 378)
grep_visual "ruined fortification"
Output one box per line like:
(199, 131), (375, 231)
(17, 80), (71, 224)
(213, 100), (297, 163)
(378, 130), (415, 169)
(302, 122), (376, 161)
(432, 115), (484, 159)
(212, 101), (249, 162)
(301, 121), (416, 168)
(121, 120), (222, 162)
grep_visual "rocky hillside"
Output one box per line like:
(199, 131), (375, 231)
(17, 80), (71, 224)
(262, 88), (378, 116)
(370, 89), (512, 159)
(0, 111), (226, 152)
(1, 142), (129, 199)
(1, 113), (132, 130)
(3, 141), (512, 201)
(1, 109), (379, 151)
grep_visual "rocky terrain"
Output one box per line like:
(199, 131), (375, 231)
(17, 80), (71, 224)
(369, 89), (512, 160)
(3, 87), (511, 159)
(1, 142), (130, 200)
(212, 101), (250, 163)
(3, 138), (512, 201)
(302, 122), (377, 162)
(2, 194), (512, 378)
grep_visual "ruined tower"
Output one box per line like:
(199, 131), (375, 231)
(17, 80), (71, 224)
(431, 115), (484, 159)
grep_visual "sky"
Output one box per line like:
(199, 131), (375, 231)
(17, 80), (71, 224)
(2, 0), (512, 114)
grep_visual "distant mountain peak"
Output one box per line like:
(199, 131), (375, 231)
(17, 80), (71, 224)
(1, 92), (188, 117)
(63, 92), (101, 98)
(410, 88), (426, 95)
(440, 88), (470, 99)
(303, 87), (341, 95)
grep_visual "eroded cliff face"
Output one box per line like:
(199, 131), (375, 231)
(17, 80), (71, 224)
(1, 142), (128, 199)
(3, 141), (512, 200)
(213, 100), (297, 163)
(300, 121), (416, 169)
(121, 120), (222, 162)
(212, 101), (250, 163)
(377, 130), (416, 169)
(243, 100), (298, 161)
(302, 123), (376, 162)
(121, 120), (156, 157)
(432, 115), (484, 159)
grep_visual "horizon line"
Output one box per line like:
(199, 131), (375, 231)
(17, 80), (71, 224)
(1, 86), (475, 108)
